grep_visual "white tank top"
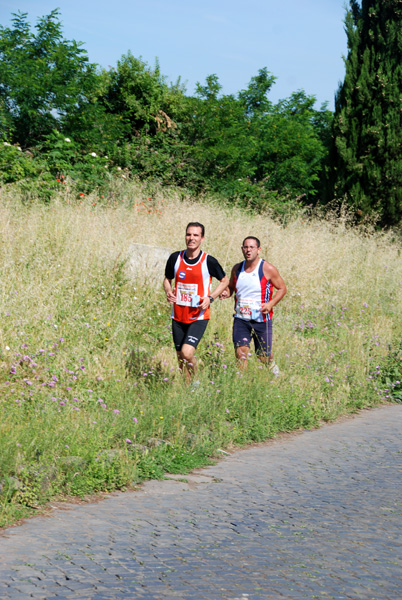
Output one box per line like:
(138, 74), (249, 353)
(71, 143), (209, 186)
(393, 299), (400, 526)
(234, 259), (272, 322)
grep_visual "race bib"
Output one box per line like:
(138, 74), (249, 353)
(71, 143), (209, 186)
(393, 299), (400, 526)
(236, 298), (260, 320)
(176, 283), (199, 307)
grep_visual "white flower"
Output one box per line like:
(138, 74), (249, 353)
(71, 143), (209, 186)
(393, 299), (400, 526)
(64, 138), (71, 143)
(90, 152), (97, 157)
(3, 142), (11, 147)
(5, 346), (10, 351)
(117, 166), (121, 171)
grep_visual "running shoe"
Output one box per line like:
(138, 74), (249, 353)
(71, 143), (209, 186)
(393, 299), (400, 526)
(269, 361), (280, 377)
(190, 380), (201, 392)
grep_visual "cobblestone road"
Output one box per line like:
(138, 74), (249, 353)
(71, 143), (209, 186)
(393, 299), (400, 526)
(0, 404), (401, 600)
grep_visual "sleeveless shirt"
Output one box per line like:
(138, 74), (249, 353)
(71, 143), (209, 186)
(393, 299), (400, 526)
(172, 250), (212, 323)
(234, 259), (273, 322)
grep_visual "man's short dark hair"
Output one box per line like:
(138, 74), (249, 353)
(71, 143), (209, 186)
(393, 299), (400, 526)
(242, 236), (261, 248)
(186, 222), (205, 237)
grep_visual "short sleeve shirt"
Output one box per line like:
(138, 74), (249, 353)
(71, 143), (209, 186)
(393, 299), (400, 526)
(165, 251), (226, 281)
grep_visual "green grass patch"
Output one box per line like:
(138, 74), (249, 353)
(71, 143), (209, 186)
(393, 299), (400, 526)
(0, 186), (401, 528)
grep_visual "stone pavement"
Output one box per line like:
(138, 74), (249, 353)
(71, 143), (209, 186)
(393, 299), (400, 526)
(0, 404), (401, 600)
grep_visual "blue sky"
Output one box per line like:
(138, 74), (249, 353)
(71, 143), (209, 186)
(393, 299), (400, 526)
(1, 0), (348, 110)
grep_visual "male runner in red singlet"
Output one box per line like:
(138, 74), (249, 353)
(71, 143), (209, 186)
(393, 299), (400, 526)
(163, 222), (229, 383)
(221, 236), (286, 372)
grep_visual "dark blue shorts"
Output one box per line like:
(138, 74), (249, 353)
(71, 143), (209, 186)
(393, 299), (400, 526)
(172, 319), (209, 351)
(232, 317), (272, 356)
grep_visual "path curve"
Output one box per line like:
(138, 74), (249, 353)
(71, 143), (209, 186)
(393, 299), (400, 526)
(0, 404), (401, 600)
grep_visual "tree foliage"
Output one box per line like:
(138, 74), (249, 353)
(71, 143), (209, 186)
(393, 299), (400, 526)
(252, 91), (331, 200)
(181, 75), (257, 190)
(0, 9), (332, 215)
(0, 10), (98, 145)
(100, 52), (185, 136)
(332, 0), (402, 225)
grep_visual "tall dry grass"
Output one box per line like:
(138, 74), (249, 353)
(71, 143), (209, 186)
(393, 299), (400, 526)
(0, 182), (401, 526)
(1, 183), (401, 389)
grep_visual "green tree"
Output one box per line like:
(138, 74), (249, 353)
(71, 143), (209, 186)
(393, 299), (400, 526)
(0, 10), (99, 146)
(61, 66), (126, 155)
(96, 52), (190, 181)
(238, 67), (276, 116)
(100, 52), (185, 137)
(249, 90), (331, 202)
(180, 74), (257, 192)
(332, 0), (402, 225)
(179, 72), (330, 204)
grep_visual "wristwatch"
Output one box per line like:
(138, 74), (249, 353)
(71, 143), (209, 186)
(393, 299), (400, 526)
(209, 296), (214, 303)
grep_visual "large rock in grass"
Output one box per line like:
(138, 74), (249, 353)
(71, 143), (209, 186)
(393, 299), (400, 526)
(127, 243), (171, 285)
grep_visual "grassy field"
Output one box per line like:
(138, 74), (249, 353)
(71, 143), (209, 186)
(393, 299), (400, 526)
(0, 182), (401, 527)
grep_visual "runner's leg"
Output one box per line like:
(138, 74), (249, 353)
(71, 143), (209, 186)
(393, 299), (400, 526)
(179, 344), (197, 384)
(177, 320), (208, 384)
(252, 320), (273, 365)
(233, 319), (252, 370)
(172, 320), (188, 375)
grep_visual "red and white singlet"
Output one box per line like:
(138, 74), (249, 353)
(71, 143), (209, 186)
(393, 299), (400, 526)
(172, 251), (212, 323)
(234, 259), (273, 322)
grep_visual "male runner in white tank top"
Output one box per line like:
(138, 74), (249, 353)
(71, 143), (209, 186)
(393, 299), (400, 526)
(221, 236), (286, 372)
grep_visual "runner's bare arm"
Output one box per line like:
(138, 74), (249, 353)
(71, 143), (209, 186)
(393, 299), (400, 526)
(261, 263), (287, 314)
(220, 264), (240, 299)
(199, 275), (229, 310)
(163, 277), (176, 304)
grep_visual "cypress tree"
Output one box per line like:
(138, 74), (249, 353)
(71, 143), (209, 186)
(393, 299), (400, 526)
(332, 0), (402, 226)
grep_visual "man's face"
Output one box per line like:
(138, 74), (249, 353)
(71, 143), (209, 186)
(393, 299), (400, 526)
(185, 226), (204, 251)
(241, 239), (260, 261)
